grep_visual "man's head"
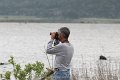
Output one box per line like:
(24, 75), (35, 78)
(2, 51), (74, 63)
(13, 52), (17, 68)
(58, 27), (70, 43)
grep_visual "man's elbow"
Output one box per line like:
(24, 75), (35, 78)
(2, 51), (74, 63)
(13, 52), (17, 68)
(46, 49), (52, 54)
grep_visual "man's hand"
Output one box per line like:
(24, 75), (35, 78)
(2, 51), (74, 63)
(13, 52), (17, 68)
(50, 32), (56, 40)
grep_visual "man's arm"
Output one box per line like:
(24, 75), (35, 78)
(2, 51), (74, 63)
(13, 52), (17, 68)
(46, 39), (61, 54)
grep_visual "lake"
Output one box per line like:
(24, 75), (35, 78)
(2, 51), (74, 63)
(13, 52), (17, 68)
(0, 23), (120, 73)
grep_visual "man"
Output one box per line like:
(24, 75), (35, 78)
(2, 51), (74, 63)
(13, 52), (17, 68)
(46, 27), (74, 80)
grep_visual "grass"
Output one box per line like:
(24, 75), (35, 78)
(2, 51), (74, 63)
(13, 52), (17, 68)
(71, 57), (120, 80)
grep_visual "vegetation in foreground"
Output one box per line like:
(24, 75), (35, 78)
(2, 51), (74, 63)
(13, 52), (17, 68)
(0, 56), (52, 80)
(0, 56), (120, 80)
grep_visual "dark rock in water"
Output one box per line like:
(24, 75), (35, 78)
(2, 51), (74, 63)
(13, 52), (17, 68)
(0, 63), (4, 65)
(99, 55), (107, 60)
(0, 63), (9, 65)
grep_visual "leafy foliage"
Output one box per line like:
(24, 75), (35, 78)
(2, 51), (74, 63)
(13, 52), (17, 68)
(32, 61), (44, 76)
(5, 71), (11, 80)
(5, 56), (45, 80)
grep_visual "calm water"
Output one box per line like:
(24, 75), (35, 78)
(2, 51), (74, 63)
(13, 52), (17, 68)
(0, 23), (120, 73)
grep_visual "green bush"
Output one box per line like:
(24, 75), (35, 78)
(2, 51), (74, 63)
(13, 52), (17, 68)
(5, 71), (11, 80)
(4, 56), (45, 80)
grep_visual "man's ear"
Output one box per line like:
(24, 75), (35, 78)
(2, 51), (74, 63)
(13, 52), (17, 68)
(61, 33), (66, 39)
(60, 33), (63, 38)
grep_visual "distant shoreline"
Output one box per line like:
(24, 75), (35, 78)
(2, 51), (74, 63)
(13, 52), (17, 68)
(0, 16), (120, 23)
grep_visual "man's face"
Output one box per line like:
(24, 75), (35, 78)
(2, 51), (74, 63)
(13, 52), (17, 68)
(58, 31), (61, 41)
(57, 30), (62, 41)
(58, 32), (64, 42)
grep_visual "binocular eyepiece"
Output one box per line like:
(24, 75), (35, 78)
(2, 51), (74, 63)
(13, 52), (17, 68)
(50, 32), (52, 35)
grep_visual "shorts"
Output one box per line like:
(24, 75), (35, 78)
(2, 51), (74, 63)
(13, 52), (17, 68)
(52, 69), (70, 80)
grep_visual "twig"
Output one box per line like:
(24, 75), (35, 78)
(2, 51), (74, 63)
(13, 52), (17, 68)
(40, 48), (51, 69)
